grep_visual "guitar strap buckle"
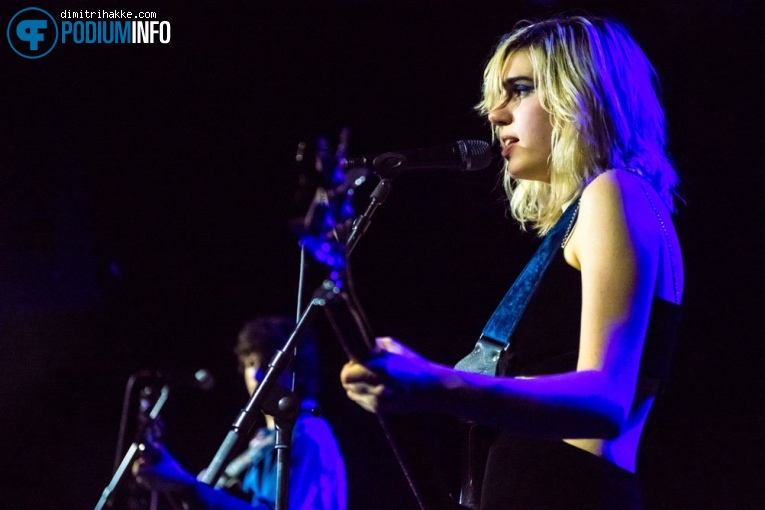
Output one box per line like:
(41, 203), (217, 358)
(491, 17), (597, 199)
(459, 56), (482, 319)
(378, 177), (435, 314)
(454, 336), (506, 376)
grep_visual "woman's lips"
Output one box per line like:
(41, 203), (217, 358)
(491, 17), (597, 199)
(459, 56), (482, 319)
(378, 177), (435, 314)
(501, 141), (517, 158)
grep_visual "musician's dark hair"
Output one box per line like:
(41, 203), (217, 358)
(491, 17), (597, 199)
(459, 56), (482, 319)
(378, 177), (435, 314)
(235, 315), (320, 399)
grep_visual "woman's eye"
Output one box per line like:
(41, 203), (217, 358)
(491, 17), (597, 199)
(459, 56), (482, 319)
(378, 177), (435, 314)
(512, 84), (534, 98)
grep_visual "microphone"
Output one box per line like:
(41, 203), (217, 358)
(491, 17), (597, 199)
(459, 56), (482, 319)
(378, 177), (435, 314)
(135, 368), (216, 391)
(341, 139), (492, 177)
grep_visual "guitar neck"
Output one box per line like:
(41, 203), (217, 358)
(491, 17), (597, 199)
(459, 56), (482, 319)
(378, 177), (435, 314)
(322, 286), (462, 510)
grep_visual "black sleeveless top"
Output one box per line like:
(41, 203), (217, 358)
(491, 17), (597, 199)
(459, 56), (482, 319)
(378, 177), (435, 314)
(500, 248), (681, 385)
(477, 248), (682, 510)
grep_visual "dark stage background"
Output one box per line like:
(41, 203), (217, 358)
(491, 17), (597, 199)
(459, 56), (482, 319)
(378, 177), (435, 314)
(1, 1), (763, 508)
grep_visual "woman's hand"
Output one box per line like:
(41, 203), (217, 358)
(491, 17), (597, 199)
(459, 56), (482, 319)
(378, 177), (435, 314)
(340, 337), (444, 415)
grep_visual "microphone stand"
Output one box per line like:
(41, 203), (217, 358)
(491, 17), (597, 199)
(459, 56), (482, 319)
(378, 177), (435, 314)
(197, 303), (317, 490)
(273, 396), (300, 510)
(199, 177), (394, 508)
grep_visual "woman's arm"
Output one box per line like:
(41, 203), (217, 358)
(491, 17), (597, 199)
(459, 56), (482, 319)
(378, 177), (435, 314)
(341, 171), (662, 440)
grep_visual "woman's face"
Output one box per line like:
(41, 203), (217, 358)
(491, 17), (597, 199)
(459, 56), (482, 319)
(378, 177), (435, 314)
(488, 50), (553, 182)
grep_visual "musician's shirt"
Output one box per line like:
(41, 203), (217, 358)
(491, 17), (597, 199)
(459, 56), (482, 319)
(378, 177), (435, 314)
(230, 409), (347, 510)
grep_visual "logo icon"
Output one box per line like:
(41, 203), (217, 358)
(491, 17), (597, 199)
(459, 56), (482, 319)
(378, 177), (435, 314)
(7, 7), (58, 59)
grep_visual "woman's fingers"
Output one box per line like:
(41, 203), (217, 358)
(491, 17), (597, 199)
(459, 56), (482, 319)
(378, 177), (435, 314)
(344, 382), (386, 396)
(341, 361), (390, 413)
(341, 347), (435, 415)
(344, 382), (390, 413)
(340, 360), (380, 385)
(376, 336), (421, 359)
(375, 336), (404, 354)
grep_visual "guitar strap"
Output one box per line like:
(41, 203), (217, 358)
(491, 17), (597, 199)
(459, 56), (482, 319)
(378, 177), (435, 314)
(453, 198), (580, 510)
(454, 197), (580, 377)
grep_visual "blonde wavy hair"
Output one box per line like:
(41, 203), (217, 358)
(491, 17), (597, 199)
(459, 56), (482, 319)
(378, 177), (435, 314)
(477, 15), (679, 234)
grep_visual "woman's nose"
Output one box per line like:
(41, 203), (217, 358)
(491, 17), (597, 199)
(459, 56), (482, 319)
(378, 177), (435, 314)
(488, 105), (512, 126)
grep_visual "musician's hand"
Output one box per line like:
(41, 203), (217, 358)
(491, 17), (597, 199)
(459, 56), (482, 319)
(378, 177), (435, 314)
(132, 442), (197, 494)
(341, 337), (444, 414)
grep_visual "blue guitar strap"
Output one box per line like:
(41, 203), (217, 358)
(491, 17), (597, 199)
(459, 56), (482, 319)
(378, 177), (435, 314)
(454, 198), (580, 376)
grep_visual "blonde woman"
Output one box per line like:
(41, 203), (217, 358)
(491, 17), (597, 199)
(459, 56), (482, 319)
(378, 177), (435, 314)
(342, 15), (683, 509)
